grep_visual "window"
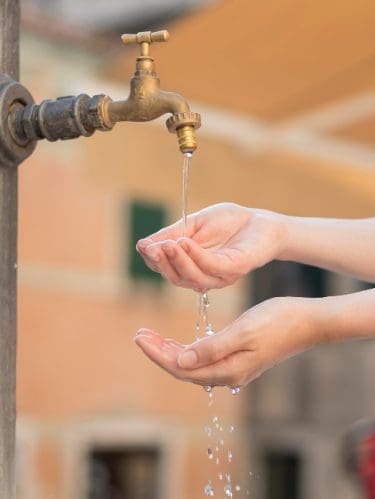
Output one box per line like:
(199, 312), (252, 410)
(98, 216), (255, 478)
(87, 447), (160, 499)
(127, 201), (166, 283)
(263, 451), (301, 499)
(250, 261), (327, 306)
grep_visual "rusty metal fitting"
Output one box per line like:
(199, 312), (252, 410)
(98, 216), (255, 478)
(0, 75), (36, 167)
(10, 93), (115, 144)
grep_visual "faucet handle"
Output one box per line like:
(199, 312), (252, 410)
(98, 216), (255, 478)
(121, 31), (170, 57)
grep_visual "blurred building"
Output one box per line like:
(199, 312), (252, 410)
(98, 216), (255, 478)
(16, 1), (375, 499)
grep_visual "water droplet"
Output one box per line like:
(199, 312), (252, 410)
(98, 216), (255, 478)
(249, 472), (253, 477)
(235, 485), (241, 492)
(215, 457), (220, 465)
(218, 472), (223, 481)
(215, 446), (219, 452)
(205, 425), (212, 437)
(230, 386), (241, 395)
(225, 473), (231, 483)
(205, 326), (215, 336)
(207, 448), (213, 460)
(212, 416), (218, 423)
(219, 426), (223, 432)
(220, 439), (224, 446)
(204, 385), (213, 393)
(229, 425), (234, 433)
(228, 450), (233, 463)
(224, 484), (233, 497)
(203, 292), (210, 307)
(204, 483), (214, 496)
(215, 423), (220, 430)
(208, 399), (214, 407)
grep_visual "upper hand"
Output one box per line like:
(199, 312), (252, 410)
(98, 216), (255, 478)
(136, 203), (287, 292)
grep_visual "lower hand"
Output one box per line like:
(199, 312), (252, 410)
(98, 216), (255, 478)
(134, 297), (318, 388)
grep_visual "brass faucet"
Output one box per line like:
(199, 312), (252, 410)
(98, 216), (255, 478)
(2, 30), (201, 166)
(107, 30), (201, 154)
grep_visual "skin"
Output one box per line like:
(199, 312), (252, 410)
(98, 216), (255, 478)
(134, 203), (375, 388)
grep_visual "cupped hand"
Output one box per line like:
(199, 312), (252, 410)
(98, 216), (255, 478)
(134, 297), (317, 388)
(136, 203), (287, 292)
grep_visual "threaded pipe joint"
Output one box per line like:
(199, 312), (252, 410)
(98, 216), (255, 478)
(166, 111), (201, 154)
(176, 125), (197, 154)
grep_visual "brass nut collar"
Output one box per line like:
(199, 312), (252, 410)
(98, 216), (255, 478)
(166, 112), (201, 133)
(88, 94), (115, 131)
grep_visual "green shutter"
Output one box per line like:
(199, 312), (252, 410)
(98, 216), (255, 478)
(128, 201), (166, 283)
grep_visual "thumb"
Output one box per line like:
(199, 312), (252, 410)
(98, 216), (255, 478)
(177, 328), (237, 369)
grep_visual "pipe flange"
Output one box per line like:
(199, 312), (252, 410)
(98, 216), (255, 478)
(0, 74), (36, 167)
(166, 111), (201, 133)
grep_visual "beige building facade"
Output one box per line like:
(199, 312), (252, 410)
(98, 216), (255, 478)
(16, 1), (375, 498)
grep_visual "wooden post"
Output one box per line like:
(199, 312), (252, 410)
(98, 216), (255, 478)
(0, 1), (19, 497)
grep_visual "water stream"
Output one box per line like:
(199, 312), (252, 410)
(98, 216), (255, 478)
(182, 152), (192, 238)
(181, 152), (244, 498)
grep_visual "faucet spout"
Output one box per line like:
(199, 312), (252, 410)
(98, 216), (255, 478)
(107, 89), (190, 124)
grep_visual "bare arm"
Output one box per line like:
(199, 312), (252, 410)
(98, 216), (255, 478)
(280, 216), (375, 282)
(134, 289), (375, 388)
(137, 204), (375, 291)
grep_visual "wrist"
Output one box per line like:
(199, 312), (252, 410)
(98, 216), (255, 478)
(275, 214), (299, 261)
(312, 291), (375, 343)
(250, 208), (291, 262)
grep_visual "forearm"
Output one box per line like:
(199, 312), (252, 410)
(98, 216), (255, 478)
(312, 289), (375, 344)
(278, 215), (375, 282)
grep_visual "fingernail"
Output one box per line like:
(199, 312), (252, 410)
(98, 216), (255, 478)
(138, 238), (151, 248)
(135, 329), (154, 339)
(178, 349), (198, 368)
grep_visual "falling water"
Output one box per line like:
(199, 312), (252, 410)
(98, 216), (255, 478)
(182, 152), (192, 237)
(180, 153), (246, 498)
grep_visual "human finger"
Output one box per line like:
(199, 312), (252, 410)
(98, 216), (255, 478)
(134, 329), (183, 375)
(136, 216), (195, 252)
(177, 323), (248, 369)
(135, 332), (256, 387)
(161, 241), (223, 291)
(179, 238), (243, 280)
(140, 242), (182, 284)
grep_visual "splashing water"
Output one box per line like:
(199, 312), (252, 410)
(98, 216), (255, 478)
(224, 484), (233, 498)
(204, 482), (214, 497)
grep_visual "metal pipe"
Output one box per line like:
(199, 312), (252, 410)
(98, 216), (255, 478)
(0, 0), (19, 497)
